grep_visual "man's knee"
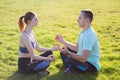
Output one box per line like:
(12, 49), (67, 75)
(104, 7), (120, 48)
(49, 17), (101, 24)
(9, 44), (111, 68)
(65, 58), (74, 64)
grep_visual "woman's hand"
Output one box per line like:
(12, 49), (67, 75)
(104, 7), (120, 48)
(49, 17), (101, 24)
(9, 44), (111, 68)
(51, 45), (61, 51)
(50, 54), (56, 61)
(55, 34), (64, 43)
(47, 54), (56, 61)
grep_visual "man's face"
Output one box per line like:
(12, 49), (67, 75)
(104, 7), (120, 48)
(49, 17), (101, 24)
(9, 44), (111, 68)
(77, 12), (87, 27)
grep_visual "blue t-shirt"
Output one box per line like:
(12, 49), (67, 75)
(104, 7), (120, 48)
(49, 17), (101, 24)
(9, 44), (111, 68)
(78, 27), (100, 71)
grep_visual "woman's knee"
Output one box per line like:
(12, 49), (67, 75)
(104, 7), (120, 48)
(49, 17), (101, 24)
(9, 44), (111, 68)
(46, 51), (53, 55)
(40, 51), (53, 57)
(33, 60), (50, 71)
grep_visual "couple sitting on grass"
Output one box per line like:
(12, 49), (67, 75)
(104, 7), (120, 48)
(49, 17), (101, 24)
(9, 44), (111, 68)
(18, 9), (100, 76)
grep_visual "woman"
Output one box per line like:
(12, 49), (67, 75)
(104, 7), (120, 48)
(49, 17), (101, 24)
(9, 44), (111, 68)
(18, 12), (59, 75)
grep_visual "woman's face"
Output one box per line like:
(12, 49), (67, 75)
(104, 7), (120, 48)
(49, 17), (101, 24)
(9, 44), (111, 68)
(30, 15), (39, 27)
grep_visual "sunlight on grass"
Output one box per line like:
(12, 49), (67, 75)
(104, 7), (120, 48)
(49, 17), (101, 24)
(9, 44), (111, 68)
(0, 0), (120, 80)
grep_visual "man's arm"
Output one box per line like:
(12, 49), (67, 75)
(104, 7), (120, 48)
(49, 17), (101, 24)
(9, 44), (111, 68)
(62, 40), (78, 52)
(68, 50), (90, 62)
(61, 47), (90, 62)
(55, 34), (78, 52)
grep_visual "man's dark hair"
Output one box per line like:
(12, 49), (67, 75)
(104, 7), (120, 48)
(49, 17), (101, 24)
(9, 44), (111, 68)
(81, 9), (93, 22)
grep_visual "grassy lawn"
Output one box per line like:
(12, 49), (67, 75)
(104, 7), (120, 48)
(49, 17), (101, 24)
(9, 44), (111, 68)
(0, 0), (120, 80)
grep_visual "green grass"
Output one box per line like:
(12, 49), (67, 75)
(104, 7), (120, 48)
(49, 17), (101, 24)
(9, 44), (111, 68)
(0, 0), (120, 80)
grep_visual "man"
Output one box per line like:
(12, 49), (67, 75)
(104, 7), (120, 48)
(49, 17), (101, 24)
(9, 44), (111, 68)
(55, 9), (100, 75)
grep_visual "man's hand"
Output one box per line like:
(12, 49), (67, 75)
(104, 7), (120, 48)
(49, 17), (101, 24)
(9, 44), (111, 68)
(55, 34), (64, 43)
(60, 46), (69, 55)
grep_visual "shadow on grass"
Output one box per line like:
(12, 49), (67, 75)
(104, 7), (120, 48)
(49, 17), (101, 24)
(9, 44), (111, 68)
(7, 67), (98, 80)
(7, 71), (45, 80)
(46, 67), (99, 80)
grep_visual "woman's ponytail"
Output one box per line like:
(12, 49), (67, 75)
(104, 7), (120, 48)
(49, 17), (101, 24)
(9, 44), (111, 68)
(18, 16), (26, 32)
(18, 12), (35, 32)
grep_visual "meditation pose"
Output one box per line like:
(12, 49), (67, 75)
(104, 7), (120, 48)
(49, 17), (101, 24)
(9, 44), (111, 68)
(18, 12), (59, 75)
(56, 9), (101, 75)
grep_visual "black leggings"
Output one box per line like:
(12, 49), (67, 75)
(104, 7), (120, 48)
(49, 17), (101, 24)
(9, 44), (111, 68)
(60, 48), (97, 73)
(18, 51), (53, 74)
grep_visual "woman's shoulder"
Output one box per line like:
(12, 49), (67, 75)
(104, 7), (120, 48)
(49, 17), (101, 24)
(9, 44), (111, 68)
(20, 32), (30, 40)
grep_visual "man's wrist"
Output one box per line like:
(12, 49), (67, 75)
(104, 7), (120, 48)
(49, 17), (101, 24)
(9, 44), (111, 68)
(61, 39), (65, 44)
(66, 51), (71, 55)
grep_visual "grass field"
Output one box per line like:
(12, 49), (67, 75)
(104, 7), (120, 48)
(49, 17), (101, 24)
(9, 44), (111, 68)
(0, 0), (120, 80)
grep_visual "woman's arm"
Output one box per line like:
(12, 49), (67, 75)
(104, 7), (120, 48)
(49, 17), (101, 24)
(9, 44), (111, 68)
(33, 32), (60, 52)
(22, 34), (53, 61)
(35, 42), (60, 52)
(35, 42), (53, 52)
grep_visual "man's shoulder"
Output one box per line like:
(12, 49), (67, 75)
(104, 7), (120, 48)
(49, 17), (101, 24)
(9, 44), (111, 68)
(86, 28), (97, 36)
